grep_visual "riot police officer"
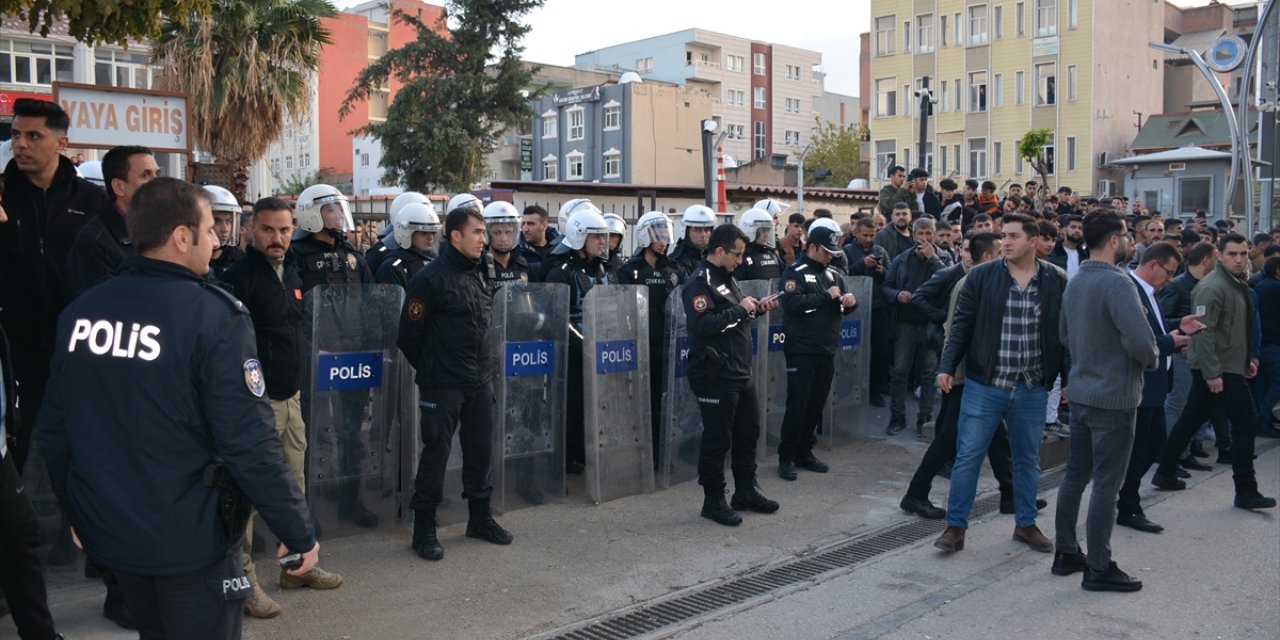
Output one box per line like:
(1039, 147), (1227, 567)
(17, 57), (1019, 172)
(205, 185), (245, 279)
(617, 211), (683, 467)
(399, 206), (512, 561)
(683, 224), (780, 526)
(374, 202), (440, 288)
(545, 201), (611, 473)
(776, 226), (858, 480)
(37, 177), (319, 638)
(290, 183), (378, 528)
(603, 212), (627, 280)
(483, 201), (531, 285)
(670, 204), (717, 277)
(733, 208), (783, 281)
(366, 191), (431, 275)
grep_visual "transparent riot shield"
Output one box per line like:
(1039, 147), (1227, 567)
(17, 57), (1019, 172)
(303, 284), (411, 538)
(821, 275), (877, 448)
(740, 279), (773, 461)
(583, 285), (653, 503)
(491, 282), (569, 511)
(760, 294), (789, 461)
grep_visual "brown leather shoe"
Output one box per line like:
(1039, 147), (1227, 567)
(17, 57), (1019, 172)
(934, 525), (965, 552)
(244, 584), (282, 619)
(279, 566), (344, 590)
(1012, 524), (1053, 553)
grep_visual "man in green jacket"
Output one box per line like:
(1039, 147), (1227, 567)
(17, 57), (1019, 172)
(1153, 233), (1276, 510)
(878, 165), (910, 218)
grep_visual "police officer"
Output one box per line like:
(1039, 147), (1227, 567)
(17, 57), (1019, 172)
(290, 183), (379, 528)
(603, 212), (627, 280)
(733, 208), (783, 281)
(483, 201), (531, 285)
(809, 217), (850, 273)
(374, 202), (440, 288)
(617, 211), (683, 467)
(37, 177), (319, 639)
(205, 185), (245, 279)
(776, 226), (858, 480)
(66, 145), (159, 297)
(670, 205), (717, 277)
(545, 201), (611, 473)
(366, 191), (431, 276)
(399, 206), (513, 561)
(683, 224), (780, 526)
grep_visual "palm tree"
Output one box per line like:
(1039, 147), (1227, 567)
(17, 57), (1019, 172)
(152, 0), (335, 199)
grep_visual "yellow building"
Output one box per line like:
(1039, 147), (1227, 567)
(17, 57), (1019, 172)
(867, 0), (1165, 197)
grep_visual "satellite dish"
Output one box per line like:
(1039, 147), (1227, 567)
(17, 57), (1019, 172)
(722, 154), (739, 168)
(848, 179), (869, 189)
(619, 71), (643, 84)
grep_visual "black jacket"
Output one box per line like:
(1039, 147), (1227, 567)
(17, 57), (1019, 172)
(493, 250), (531, 287)
(938, 258), (1070, 390)
(1130, 273), (1179, 409)
(1158, 271), (1199, 325)
(220, 248), (306, 400)
(617, 251), (683, 354)
(683, 259), (758, 386)
(884, 245), (948, 325)
(0, 156), (105, 352)
(209, 245), (244, 280)
(874, 226), (915, 264)
(365, 238), (394, 277)
(668, 238), (704, 278)
(37, 256), (314, 576)
(779, 255), (857, 356)
(544, 248), (608, 332)
(373, 247), (433, 289)
(734, 242), (784, 282)
(398, 242), (496, 388)
(908, 262), (968, 325)
(291, 233), (372, 294)
(1047, 240), (1089, 273)
(844, 241), (891, 308)
(66, 198), (133, 297)
(908, 189), (943, 218)
(517, 226), (561, 282)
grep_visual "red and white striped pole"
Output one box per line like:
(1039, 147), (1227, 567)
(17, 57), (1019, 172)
(716, 146), (728, 214)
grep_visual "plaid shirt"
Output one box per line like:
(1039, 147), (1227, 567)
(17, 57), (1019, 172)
(992, 261), (1044, 389)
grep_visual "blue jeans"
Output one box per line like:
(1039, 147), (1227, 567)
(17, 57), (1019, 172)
(947, 378), (1048, 529)
(1255, 344), (1280, 425)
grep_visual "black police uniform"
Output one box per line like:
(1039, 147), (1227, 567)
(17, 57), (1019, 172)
(365, 237), (394, 276)
(682, 259), (763, 493)
(66, 198), (133, 297)
(208, 245), (244, 280)
(734, 242), (783, 281)
(492, 250), (531, 286)
(618, 250), (684, 465)
(545, 248), (609, 469)
(668, 237), (703, 278)
(606, 247), (624, 281)
(37, 256), (314, 639)
(777, 254), (856, 465)
(374, 247), (434, 289)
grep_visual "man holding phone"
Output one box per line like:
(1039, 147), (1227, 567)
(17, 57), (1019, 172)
(884, 218), (950, 436)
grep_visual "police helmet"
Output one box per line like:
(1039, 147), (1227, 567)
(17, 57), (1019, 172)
(297, 184), (354, 234)
(558, 198), (599, 219)
(560, 207), (609, 252)
(809, 217), (840, 235)
(737, 208), (776, 248)
(482, 201), (521, 254)
(602, 212), (626, 237)
(447, 192), (482, 214)
(384, 191), (432, 246)
(203, 185), (241, 247)
(752, 198), (791, 217)
(634, 211), (674, 250)
(77, 160), (105, 187)
(393, 202), (441, 250)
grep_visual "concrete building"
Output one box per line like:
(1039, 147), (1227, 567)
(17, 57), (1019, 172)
(573, 29), (825, 167)
(1161, 1), (1258, 114)
(864, 0), (1165, 197)
(1112, 146), (1242, 219)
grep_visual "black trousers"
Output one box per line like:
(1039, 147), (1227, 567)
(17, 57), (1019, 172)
(409, 384), (495, 511)
(0, 453), (57, 640)
(566, 339), (585, 466)
(648, 353), (666, 470)
(692, 380), (760, 489)
(1117, 406), (1166, 517)
(1158, 371), (1258, 496)
(905, 385), (1015, 501)
(869, 307), (893, 399)
(114, 551), (248, 640)
(778, 352), (835, 460)
(9, 346), (51, 473)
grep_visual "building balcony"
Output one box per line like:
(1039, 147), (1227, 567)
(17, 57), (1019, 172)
(684, 60), (723, 85)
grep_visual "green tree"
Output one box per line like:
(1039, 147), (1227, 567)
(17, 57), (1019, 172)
(276, 166), (336, 196)
(1, 0), (210, 45)
(803, 117), (867, 187)
(152, 0), (335, 199)
(1017, 128), (1055, 192)
(340, 0), (543, 193)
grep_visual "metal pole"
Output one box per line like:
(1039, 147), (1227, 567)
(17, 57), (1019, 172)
(701, 120), (715, 207)
(1235, 0), (1277, 234)
(917, 76), (930, 171)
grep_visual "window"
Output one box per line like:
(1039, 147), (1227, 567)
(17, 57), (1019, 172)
(1016, 139), (1025, 173)
(1069, 0), (1078, 28)
(941, 144), (948, 174)
(1015, 71), (1026, 105)
(727, 123), (745, 140)
(994, 73), (1004, 107)
(754, 87), (766, 109)
(784, 130), (801, 146)
(954, 78), (962, 111)
(903, 148), (911, 171)
(360, 153), (369, 167)
(566, 151), (584, 180)
(1035, 0), (1057, 37)
(1016, 2), (1025, 36)
(603, 103), (621, 130)
(1067, 136), (1077, 171)
(940, 81), (949, 112)
(727, 54), (745, 72)
(567, 107), (584, 141)
(918, 14), (934, 53)
(301, 153), (311, 168)
(785, 97), (802, 114)
(1035, 62), (1056, 105)
(941, 15), (949, 46)
(993, 141), (1003, 175)
(1042, 134), (1056, 175)
(542, 112), (557, 138)
(93, 49), (152, 89)
(875, 140), (896, 179)
(875, 78), (897, 117)
(603, 149), (621, 178)
(953, 145), (961, 173)
(542, 155), (557, 181)
(903, 21), (911, 54)
(968, 5), (988, 46)
(1066, 65), (1077, 101)
(994, 6), (1004, 39)
(785, 64), (802, 81)
(753, 52), (766, 74)
(922, 141), (934, 175)
(955, 13), (962, 46)
(875, 16), (896, 55)
(753, 121), (766, 159)
(286, 155), (294, 169)
(635, 57), (653, 73)
(1179, 177), (1211, 214)
(725, 89), (745, 107)
(969, 71), (987, 112)
(968, 138), (987, 178)
(2, 39), (75, 86)
(904, 84), (912, 117)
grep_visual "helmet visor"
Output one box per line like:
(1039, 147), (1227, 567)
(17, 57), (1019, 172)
(212, 210), (240, 248)
(646, 221), (673, 246)
(753, 225), (776, 248)
(317, 196), (354, 233)
(486, 221), (518, 253)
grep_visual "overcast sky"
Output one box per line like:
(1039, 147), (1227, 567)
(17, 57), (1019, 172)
(336, 0), (1224, 98)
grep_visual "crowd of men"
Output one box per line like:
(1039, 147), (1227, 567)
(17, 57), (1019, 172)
(1, 98), (1279, 639)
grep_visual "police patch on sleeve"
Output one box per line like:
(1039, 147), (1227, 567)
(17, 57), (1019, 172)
(244, 359), (266, 397)
(783, 279), (798, 293)
(692, 295), (710, 313)
(407, 299), (425, 321)
(346, 254), (358, 270)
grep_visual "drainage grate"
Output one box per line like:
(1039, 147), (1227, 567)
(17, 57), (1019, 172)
(542, 468), (1068, 640)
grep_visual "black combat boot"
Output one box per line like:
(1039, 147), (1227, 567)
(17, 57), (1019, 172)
(465, 499), (514, 545)
(412, 509), (443, 561)
(730, 476), (780, 514)
(338, 481), (378, 528)
(700, 484), (742, 526)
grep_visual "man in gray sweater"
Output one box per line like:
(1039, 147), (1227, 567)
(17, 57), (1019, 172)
(1053, 212), (1159, 593)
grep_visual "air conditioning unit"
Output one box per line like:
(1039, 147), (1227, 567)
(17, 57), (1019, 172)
(1098, 151), (1110, 167)
(1097, 179), (1118, 196)
(1169, 162), (1187, 171)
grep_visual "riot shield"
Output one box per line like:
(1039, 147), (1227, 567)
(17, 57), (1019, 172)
(740, 279), (773, 463)
(821, 275), (877, 448)
(491, 282), (569, 511)
(760, 292), (789, 461)
(303, 284), (411, 538)
(583, 285), (653, 503)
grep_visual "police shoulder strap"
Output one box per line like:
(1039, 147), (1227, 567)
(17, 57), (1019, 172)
(198, 279), (251, 317)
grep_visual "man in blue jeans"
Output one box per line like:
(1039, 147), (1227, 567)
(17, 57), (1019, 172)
(934, 213), (1069, 553)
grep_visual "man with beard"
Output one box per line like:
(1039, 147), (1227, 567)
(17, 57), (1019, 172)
(1049, 214), (1088, 279)
(875, 202), (915, 263)
(845, 218), (892, 406)
(878, 165), (910, 218)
